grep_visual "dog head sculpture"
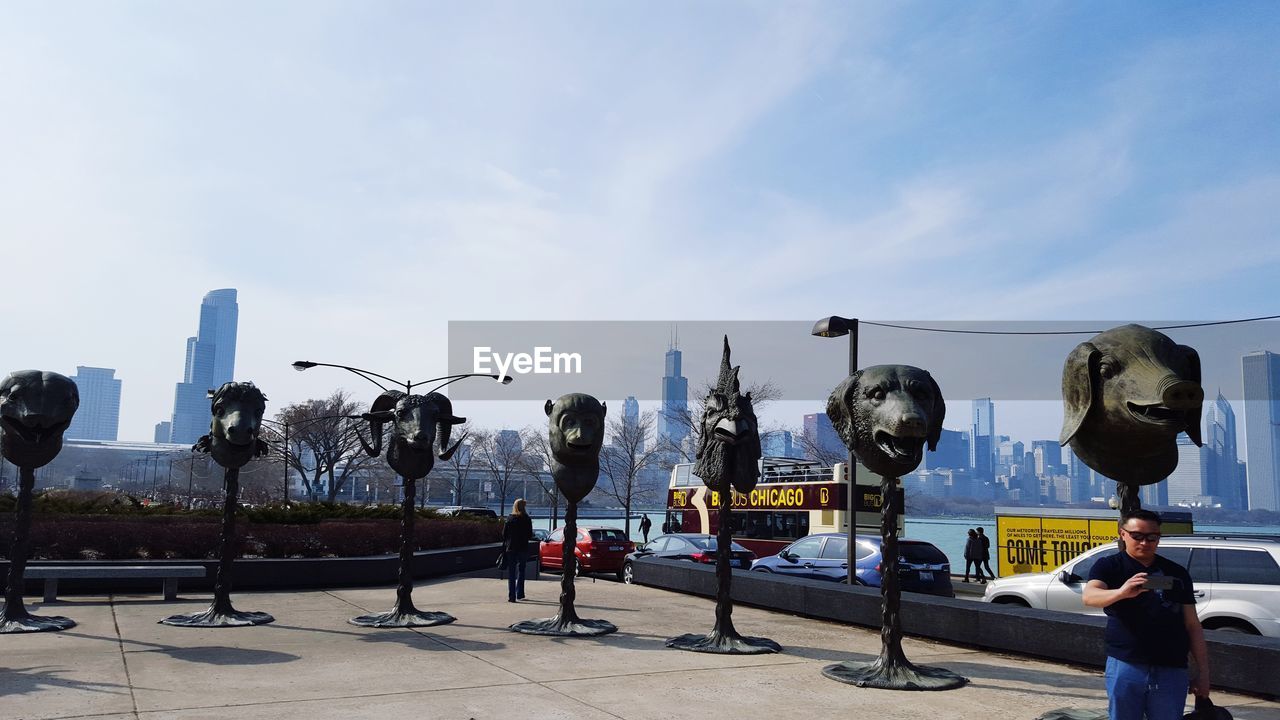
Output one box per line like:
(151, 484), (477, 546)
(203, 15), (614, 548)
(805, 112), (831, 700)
(196, 382), (269, 469)
(1060, 324), (1203, 485)
(0, 370), (80, 469)
(545, 393), (606, 503)
(360, 390), (466, 481)
(827, 365), (944, 478)
(693, 336), (762, 494)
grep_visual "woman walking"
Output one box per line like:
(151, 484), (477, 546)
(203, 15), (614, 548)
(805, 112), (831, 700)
(963, 528), (986, 584)
(502, 499), (535, 602)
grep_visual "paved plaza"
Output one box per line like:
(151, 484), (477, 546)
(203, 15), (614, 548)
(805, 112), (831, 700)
(3, 571), (1278, 720)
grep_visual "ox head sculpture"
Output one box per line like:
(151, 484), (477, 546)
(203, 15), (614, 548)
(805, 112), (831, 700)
(693, 337), (762, 494)
(0, 370), (79, 469)
(360, 390), (465, 481)
(197, 382), (269, 469)
(1060, 323), (1203, 485)
(827, 364), (944, 479)
(545, 393), (606, 503)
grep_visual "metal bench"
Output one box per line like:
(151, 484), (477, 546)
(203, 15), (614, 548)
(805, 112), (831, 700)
(24, 565), (207, 602)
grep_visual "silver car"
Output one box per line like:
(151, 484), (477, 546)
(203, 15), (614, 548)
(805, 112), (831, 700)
(982, 535), (1280, 637)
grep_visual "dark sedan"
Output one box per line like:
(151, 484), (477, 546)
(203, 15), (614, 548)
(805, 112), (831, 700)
(621, 534), (756, 584)
(751, 532), (954, 597)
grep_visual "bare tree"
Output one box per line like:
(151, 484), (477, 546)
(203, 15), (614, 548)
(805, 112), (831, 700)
(270, 391), (372, 503)
(600, 409), (663, 539)
(439, 422), (474, 506)
(791, 425), (846, 467)
(518, 427), (560, 528)
(472, 429), (526, 513)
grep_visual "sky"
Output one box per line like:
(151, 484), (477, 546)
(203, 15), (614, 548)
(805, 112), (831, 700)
(2, 2), (1278, 445)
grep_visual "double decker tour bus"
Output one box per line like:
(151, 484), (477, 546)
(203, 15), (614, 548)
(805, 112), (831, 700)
(663, 457), (904, 558)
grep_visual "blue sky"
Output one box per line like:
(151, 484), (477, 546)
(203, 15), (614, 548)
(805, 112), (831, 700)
(2, 2), (1278, 442)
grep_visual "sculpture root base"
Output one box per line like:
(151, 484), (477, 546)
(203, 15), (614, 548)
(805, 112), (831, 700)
(0, 608), (76, 634)
(159, 606), (274, 628)
(508, 616), (617, 637)
(665, 631), (781, 655)
(821, 659), (967, 691)
(348, 609), (455, 628)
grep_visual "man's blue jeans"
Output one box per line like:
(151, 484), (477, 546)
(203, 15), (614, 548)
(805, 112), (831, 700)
(1105, 656), (1189, 720)
(506, 550), (527, 600)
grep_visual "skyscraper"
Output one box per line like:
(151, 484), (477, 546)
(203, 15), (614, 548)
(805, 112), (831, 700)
(921, 428), (970, 471)
(1242, 351), (1280, 511)
(168, 289), (239, 445)
(657, 339), (688, 453)
(65, 366), (122, 441)
(971, 398), (995, 481)
(1205, 391), (1246, 509)
(153, 421), (172, 444)
(761, 430), (797, 459)
(622, 396), (642, 450)
(1031, 440), (1062, 476)
(802, 413), (844, 463)
(1166, 435), (1209, 505)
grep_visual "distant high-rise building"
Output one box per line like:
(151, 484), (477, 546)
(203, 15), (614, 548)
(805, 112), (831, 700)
(1166, 435), (1209, 505)
(657, 338), (689, 454)
(803, 413), (844, 463)
(623, 396), (639, 424)
(497, 429), (523, 457)
(1242, 351), (1280, 511)
(922, 428), (970, 471)
(153, 421), (172, 445)
(762, 430), (798, 459)
(1205, 392), (1246, 509)
(169, 289), (239, 445)
(971, 398), (995, 481)
(1031, 440), (1062, 476)
(65, 366), (122, 441)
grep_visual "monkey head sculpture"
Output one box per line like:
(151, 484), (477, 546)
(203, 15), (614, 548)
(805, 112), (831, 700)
(1060, 324), (1203, 485)
(0, 370), (80, 469)
(194, 382), (269, 470)
(693, 337), (762, 494)
(360, 390), (465, 481)
(827, 365), (944, 479)
(545, 393), (606, 503)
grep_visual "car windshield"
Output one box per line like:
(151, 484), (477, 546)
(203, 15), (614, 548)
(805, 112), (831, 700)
(686, 537), (749, 552)
(590, 529), (627, 542)
(900, 542), (948, 564)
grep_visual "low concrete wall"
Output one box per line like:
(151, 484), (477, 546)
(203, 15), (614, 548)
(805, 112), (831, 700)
(633, 557), (1280, 698)
(2, 541), (539, 596)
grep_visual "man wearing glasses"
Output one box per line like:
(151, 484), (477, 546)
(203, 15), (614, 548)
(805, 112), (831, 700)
(1083, 509), (1211, 719)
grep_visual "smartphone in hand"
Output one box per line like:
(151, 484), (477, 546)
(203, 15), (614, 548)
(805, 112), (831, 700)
(1141, 575), (1175, 591)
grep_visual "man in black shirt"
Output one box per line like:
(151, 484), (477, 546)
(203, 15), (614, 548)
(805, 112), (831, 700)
(1083, 509), (1210, 719)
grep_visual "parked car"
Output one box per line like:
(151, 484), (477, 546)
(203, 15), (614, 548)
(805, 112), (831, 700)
(982, 535), (1280, 637)
(540, 526), (635, 580)
(435, 506), (498, 519)
(750, 533), (954, 598)
(621, 534), (757, 584)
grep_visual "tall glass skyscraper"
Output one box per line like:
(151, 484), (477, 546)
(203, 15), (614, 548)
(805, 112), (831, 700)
(66, 366), (122, 441)
(1205, 391), (1245, 509)
(168, 289), (239, 444)
(1242, 350), (1280, 511)
(970, 398), (995, 481)
(658, 342), (688, 453)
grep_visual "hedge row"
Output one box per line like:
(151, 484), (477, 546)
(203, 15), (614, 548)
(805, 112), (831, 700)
(0, 492), (460, 524)
(0, 517), (501, 560)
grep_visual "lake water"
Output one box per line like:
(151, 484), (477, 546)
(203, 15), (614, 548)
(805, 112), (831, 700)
(531, 512), (1280, 574)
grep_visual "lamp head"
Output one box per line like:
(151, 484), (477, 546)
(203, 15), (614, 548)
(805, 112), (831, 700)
(812, 316), (853, 338)
(291, 361), (317, 372)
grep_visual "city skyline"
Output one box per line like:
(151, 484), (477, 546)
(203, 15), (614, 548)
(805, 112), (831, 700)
(167, 289), (239, 444)
(3, 5), (1279, 455)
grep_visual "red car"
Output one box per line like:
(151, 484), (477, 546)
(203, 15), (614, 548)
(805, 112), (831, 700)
(540, 526), (636, 581)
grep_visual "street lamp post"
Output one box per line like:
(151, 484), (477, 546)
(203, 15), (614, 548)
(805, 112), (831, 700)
(812, 316), (859, 586)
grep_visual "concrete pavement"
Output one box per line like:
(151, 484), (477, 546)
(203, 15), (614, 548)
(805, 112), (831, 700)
(3, 571), (1277, 720)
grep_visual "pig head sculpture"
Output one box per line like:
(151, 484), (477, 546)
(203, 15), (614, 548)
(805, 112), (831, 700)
(0, 370), (80, 469)
(827, 365), (944, 479)
(545, 393), (606, 503)
(360, 390), (466, 481)
(1060, 324), (1203, 488)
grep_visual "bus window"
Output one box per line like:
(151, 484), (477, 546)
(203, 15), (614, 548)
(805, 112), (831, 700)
(675, 465), (693, 487)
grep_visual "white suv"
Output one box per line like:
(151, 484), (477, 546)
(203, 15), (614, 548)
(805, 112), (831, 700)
(982, 536), (1280, 637)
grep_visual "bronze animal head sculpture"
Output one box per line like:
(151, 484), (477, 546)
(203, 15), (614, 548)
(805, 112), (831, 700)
(360, 390), (465, 481)
(545, 393), (606, 503)
(693, 337), (762, 494)
(827, 365), (944, 478)
(0, 370), (80, 469)
(195, 382), (269, 470)
(1060, 324), (1203, 485)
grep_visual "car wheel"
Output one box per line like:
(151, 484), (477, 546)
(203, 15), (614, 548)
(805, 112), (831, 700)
(752, 567), (772, 573)
(992, 596), (1030, 608)
(1205, 619), (1260, 635)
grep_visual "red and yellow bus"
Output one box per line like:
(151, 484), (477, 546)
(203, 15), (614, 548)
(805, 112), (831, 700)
(663, 457), (903, 558)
